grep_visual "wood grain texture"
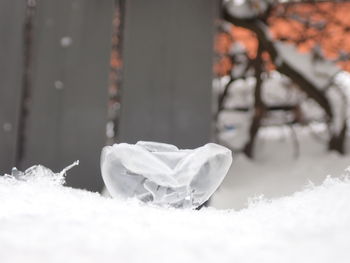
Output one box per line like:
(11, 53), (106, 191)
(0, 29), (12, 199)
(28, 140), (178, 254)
(22, 0), (114, 191)
(119, 0), (219, 149)
(0, 1), (26, 174)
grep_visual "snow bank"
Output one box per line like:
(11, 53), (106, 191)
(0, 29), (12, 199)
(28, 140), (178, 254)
(1, 168), (350, 263)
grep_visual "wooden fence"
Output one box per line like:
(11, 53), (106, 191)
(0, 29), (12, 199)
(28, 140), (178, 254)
(0, 0), (219, 192)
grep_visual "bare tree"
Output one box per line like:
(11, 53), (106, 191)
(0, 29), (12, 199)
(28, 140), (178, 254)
(217, 0), (349, 157)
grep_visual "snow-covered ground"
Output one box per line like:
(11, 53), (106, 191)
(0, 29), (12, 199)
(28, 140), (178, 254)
(212, 71), (350, 210)
(1, 163), (350, 263)
(1, 69), (350, 263)
(212, 123), (350, 209)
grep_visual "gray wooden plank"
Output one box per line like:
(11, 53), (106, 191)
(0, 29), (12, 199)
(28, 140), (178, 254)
(0, 1), (26, 174)
(21, 0), (114, 191)
(119, 0), (219, 149)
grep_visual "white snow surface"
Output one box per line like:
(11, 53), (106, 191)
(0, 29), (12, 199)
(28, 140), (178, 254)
(1, 165), (350, 263)
(213, 122), (350, 209)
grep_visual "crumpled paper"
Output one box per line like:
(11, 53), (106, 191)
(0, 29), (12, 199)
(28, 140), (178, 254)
(101, 141), (232, 208)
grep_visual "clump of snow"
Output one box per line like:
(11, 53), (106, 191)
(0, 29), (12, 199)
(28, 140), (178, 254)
(225, 0), (272, 19)
(1, 163), (350, 263)
(4, 161), (79, 187)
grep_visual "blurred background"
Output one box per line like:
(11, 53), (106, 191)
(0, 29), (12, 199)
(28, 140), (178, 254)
(1, 0), (349, 209)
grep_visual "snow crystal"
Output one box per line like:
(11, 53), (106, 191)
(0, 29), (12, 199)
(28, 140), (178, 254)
(60, 36), (73, 47)
(54, 80), (64, 90)
(1, 163), (350, 263)
(2, 122), (12, 132)
(2, 161), (79, 186)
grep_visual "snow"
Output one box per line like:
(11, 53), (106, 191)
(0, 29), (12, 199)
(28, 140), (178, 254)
(215, 67), (350, 149)
(1, 162), (350, 263)
(212, 123), (350, 210)
(54, 80), (64, 90)
(227, 0), (275, 19)
(212, 64), (350, 222)
(224, 0), (270, 19)
(221, 72), (304, 109)
(60, 36), (72, 47)
(275, 42), (341, 89)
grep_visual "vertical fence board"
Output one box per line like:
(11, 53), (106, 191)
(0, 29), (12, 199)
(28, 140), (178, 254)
(119, 0), (218, 149)
(0, 1), (26, 174)
(22, 0), (114, 191)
